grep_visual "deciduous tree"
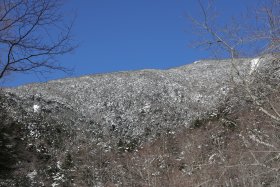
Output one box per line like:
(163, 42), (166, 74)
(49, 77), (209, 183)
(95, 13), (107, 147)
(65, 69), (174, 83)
(0, 0), (75, 79)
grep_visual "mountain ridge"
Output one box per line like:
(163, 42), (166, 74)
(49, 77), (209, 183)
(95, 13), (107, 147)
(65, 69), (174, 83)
(1, 55), (280, 186)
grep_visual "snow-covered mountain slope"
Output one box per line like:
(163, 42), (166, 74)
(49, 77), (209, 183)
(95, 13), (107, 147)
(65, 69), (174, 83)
(1, 55), (280, 186)
(4, 57), (256, 138)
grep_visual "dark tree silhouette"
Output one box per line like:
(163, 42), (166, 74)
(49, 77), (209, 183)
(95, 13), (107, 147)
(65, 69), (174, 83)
(0, 0), (75, 79)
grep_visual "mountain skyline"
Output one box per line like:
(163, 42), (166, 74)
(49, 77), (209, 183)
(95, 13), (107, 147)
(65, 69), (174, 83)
(1, 0), (257, 87)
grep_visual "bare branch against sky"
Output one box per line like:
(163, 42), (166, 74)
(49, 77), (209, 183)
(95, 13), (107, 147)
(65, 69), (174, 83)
(0, 0), (76, 80)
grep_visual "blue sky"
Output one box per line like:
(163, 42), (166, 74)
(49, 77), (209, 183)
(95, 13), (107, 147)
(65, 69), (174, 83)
(2, 0), (256, 87)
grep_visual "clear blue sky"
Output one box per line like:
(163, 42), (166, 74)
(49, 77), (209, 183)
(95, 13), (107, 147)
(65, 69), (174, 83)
(2, 0), (256, 87)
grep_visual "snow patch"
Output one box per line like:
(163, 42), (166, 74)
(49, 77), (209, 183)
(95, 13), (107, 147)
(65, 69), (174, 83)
(192, 93), (203, 103)
(57, 161), (62, 170)
(52, 173), (65, 187)
(249, 58), (260, 75)
(27, 170), (37, 180)
(141, 102), (151, 112)
(33, 104), (40, 112)
(220, 86), (229, 94)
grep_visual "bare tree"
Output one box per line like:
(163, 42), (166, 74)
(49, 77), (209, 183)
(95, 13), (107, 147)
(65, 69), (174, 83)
(187, 0), (280, 58)
(186, 1), (280, 185)
(0, 0), (75, 80)
(187, 0), (280, 122)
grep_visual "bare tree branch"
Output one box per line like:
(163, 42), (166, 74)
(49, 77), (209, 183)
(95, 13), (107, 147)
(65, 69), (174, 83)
(0, 0), (76, 80)
(187, 0), (280, 123)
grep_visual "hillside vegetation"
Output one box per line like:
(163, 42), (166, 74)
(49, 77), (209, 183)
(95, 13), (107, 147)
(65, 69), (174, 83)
(0, 55), (280, 186)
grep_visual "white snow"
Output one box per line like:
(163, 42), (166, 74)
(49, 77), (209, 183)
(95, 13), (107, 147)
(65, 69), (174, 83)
(57, 161), (62, 170)
(141, 103), (151, 112)
(52, 173), (65, 187)
(33, 104), (40, 112)
(192, 93), (203, 103)
(27, 170), (37, 180)
(249, 58), (260, 75)
(209, 153), (217, 163)
(249, 134), (274, 148)
(220, 86), (228, 95)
